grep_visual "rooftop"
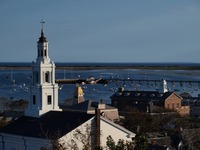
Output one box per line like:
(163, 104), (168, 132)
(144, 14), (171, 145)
(1, 111), (94, 139)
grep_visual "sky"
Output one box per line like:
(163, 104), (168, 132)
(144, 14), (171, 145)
(1, 0), (200, 63)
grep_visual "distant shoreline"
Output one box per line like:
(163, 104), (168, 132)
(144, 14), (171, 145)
(0, 65), (200, 70)
(0, 62), (200, 70)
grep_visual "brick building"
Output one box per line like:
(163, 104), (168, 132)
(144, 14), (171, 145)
(110, 87), (189, 115)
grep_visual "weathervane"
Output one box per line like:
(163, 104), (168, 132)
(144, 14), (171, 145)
(40, 19), (45, 30)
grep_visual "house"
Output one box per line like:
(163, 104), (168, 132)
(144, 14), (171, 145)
(0, 111), (94, 149)
(0, 24), (135, 150)
(61, 99), (119, 121)
(182, 96), (200, 117)
(0, 110), (135, 149)
(110, 81), (190, 115)
(60, 110), (135, 149)
(61, 83), (119, 121)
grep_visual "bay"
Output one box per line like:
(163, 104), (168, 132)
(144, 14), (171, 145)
(1, 64), (200, 104)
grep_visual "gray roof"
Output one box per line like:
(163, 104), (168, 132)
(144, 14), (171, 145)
(110, 91), (178, 101)
(61, 100), (117, 112)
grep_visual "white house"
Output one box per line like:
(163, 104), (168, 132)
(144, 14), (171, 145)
(0, 23), (135, 150)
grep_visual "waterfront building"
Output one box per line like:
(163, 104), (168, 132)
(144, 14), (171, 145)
(110, 80), (190, 116)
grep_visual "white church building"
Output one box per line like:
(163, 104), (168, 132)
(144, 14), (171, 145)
(25, 25), (60, 118)
(0, 24), (135, 150)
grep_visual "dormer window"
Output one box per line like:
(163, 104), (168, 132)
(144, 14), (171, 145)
(150, 93), (155, 97)
(142, 93), (146, 97)
(116, 92), (122, 96)
(125, 93), (130, 96)
(135, 93), (141, 96)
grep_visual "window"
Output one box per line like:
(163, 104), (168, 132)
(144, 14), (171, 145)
(114, 101), (118, 107)
(44, 49), (47, 56)
(142, 93), (146, 97)
(150, 93), (155, 97)
(125, 92), (130, 96)
(45, 72), (49, 83)
(47, 95), (52, 105)
(172, 103), (174, 109)
(134, 93), (140, 96)
(116, 92), (122, 96)
(176, 103), (179, 108)
(167, 104), (170, 109)
(33, 95), (36, 105)
(35, 71), (38, 83)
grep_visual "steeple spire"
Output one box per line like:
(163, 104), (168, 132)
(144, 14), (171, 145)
(38, 20), (47, 43)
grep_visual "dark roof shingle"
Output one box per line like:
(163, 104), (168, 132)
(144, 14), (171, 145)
(1, 111), (94, 139)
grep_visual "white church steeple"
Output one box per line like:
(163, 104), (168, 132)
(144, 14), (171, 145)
(25, 21), (61, 117)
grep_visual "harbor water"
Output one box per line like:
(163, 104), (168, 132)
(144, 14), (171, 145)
(1, 66), (200, 104)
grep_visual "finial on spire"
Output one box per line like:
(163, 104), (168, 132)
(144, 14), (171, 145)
(40, 19), (45, 31)
(38, 19), (47, 42)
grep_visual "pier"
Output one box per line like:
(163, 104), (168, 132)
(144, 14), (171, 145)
(55, 78), (108, 84)
(55, 78), (200, 86)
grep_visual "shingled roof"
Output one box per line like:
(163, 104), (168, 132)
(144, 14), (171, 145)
(110, 91), (176, 101)
(1, 111), (94, 139)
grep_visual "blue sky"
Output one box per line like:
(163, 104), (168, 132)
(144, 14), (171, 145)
(1, 0), (200, 63)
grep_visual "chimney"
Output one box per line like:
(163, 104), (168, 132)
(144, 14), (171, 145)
(95, 109), (101, 147)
